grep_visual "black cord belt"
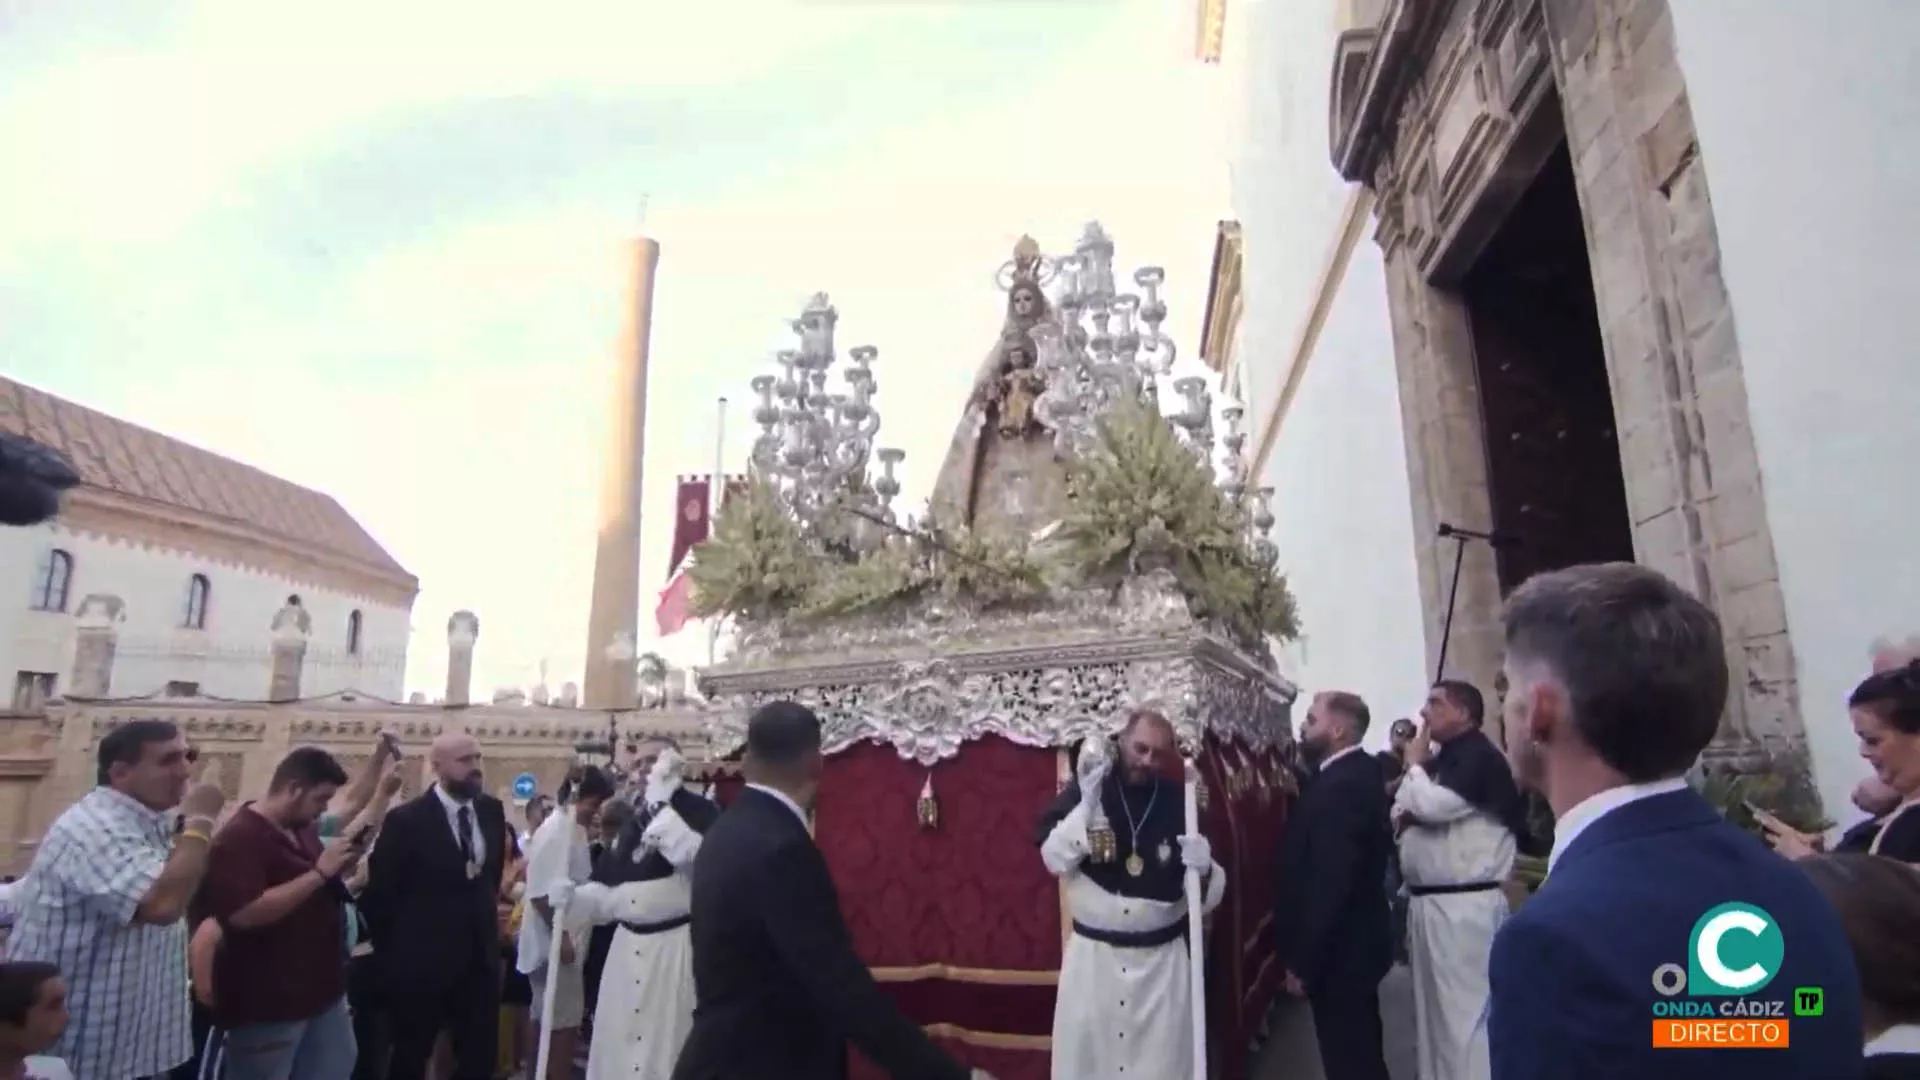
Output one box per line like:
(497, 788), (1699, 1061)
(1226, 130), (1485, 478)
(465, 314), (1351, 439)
(1071, 917), (1188, 949)
(618, 914), (691, 936)
(1407, 881), (1503, 897)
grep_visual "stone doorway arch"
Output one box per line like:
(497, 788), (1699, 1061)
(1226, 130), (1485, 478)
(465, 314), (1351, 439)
(1326, 0), (1804, 766)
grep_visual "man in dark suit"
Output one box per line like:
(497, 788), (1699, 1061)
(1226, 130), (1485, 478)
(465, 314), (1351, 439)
(671, 701), (982, 1080)
(1489, 562), (1864, 1079)
(1275, 690), (1394, 1080)
(361, 732), (509, 1080)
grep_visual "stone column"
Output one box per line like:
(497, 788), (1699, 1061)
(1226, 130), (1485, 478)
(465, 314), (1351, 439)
(69, 594), (125, 699)
(268, 597), (312, 701)
(445, 611), (480, 706)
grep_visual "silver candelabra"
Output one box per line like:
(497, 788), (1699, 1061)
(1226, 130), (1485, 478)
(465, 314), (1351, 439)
(1016, 223), (1270, 559)
(1023, 223), (1184, 461)
(746, 293), (902, 555)
(735, 223), (1277, 567)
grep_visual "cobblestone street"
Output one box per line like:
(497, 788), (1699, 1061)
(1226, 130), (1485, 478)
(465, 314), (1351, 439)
(1248, 963), (1417, 1080)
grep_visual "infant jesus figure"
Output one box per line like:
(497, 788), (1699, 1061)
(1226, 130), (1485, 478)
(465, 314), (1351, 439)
(995, 330), (1047, 438)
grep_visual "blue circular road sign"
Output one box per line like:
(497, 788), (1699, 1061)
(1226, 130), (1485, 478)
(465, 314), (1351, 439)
(511, 773), (538, 800)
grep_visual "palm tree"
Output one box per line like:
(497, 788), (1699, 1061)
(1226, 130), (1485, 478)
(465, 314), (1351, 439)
(636, 652), (669, 709)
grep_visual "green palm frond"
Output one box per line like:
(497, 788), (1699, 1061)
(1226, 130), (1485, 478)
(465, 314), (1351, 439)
(685, 399), (1302, 650)
(687, 479), (818, 622)
(935, 526), (1049, 608)
(1055, 399), (1301, 648)
(797, 539), (928, 619)
(1693, 750), (1831, 836)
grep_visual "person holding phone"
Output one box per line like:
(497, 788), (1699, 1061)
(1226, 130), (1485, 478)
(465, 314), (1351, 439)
(194, 747), (366, 1080)
(1754, 776), (1902, 860)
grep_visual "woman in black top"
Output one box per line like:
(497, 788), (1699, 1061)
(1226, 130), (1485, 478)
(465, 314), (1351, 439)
(1800, 855), (1920, 1079)
(1850, 661), (1920, 861)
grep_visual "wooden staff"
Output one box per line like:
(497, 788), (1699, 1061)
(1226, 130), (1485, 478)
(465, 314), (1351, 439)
(1183, 755), (1208, 1078)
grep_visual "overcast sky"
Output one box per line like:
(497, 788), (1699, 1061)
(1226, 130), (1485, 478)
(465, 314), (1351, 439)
(1, 0), (1231, 698)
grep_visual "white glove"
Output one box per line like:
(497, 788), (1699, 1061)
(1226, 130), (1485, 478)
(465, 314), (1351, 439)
(547, 879), (577, 913)
(644, 748), (685, 810)
(1076, 743), (1111, 807)
(643, 809), (703, 869)
(1178, 833), (1212, 872)
(1040, 803), (1091, 877)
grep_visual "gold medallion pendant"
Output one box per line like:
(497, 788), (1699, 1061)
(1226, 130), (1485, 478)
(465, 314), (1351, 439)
(1125, 853), (1145, 877)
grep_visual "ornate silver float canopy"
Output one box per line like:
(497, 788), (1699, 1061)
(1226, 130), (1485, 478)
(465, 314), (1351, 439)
(699, 223), (1298, 764)
(699, 573), (1295, 764)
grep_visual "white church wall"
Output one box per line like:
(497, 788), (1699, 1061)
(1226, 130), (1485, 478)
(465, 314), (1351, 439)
(1257, 242), (1430, 744)
(1223, 0), (1430, 744)
(1669, 0), (1920, 815)
(1217, 0), (1357, 431)
(2, 521), (410, 704)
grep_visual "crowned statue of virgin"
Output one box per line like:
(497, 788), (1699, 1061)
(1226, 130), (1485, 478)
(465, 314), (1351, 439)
(926, 236), (1072, 541)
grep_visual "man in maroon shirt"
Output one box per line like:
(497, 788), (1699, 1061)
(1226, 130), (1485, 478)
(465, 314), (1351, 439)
(196, 747), (363, 1080)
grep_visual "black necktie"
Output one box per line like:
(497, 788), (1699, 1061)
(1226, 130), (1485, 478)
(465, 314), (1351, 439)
(456, 805), (475, 864)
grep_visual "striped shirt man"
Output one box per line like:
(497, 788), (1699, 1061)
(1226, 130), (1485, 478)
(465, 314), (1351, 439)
(8, 787), (192, 1079)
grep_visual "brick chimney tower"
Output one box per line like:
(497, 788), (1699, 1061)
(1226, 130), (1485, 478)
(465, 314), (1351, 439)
(445, 610), (480, 706)
(582, 221), (660, 710)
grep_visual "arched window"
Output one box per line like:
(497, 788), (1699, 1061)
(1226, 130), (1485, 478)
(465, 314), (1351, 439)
(346, 609), (363, 656)
(29, 549), (72, 612)
(182, 574), (210, 630)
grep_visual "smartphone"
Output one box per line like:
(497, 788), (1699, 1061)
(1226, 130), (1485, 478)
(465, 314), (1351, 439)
(349, 823), (376, 847)
(378, 732), (401, 758)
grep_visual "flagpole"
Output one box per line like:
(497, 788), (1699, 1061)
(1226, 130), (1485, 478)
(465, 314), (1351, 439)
(708, 396), (727, 667)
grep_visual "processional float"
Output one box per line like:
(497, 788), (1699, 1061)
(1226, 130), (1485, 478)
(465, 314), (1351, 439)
(691, 225), (1302, 1080)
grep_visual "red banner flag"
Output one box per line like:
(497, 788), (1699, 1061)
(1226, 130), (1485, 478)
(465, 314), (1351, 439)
(667, 475), (712, 581)
(656, 570), (693, 637)
(720, 473), (749, 510)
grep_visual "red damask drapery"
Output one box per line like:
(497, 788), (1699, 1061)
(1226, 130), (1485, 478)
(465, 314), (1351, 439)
(701, 733), (1292, 1080)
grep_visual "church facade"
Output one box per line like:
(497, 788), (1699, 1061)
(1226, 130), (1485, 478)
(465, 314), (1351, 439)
(0, 375), (417, 705)
(1204, 0), (1920, 816)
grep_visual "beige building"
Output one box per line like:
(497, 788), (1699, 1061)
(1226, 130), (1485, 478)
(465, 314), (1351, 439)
(1204, 0), (1920, 815)
(0, 616), (712, 875)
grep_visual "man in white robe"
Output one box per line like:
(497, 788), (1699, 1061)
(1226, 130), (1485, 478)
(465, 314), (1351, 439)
(1036, 708), (1224, 1080)
(553, 747), (717, 1080)
(1393, 681), (1532, 1080)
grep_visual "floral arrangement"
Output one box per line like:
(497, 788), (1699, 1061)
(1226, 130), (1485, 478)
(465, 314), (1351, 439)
(687, 400), (1298, 653)
(1055, 399), (1299, 649)
(1692, 747), (1831, 836)
(685, 480), (818, 623)
(1510, 747), (1830, 898)
(688, 481), (1048, 625)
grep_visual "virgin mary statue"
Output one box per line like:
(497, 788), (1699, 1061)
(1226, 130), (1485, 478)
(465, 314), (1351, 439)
(926, 236), (1072, 541)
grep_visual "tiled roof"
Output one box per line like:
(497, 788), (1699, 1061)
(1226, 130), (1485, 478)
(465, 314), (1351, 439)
(0, 376), (413, 583)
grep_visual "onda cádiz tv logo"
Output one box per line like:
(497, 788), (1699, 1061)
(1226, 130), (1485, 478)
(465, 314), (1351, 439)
(1649, 902), (1821, 1049)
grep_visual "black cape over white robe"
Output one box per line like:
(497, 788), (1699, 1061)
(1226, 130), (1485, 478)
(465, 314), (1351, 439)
(1394, 728), (1525, 1080)
(1035, 770), (1224, 1080)
(574, 788), (719, 1080)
